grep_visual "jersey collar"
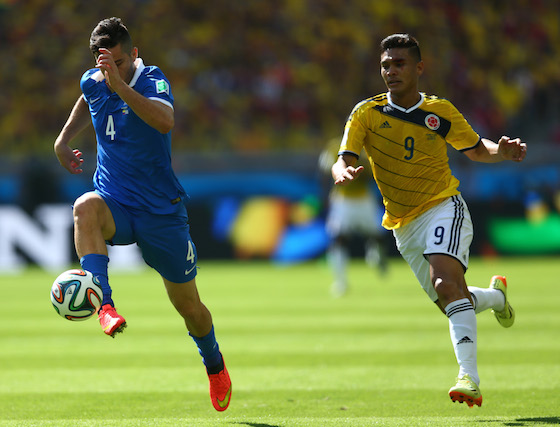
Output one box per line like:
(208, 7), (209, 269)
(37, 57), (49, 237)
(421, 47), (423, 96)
(128, 58), (145, 88)
(387, 92), (425, 113)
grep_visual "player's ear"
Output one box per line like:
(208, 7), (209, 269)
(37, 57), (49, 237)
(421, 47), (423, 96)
(416, 60), (424, 76)
(131, 47), (138, 61)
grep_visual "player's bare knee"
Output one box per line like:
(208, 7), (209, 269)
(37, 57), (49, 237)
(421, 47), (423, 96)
(73, 194), (102, 225)
(176, 300), (204, 322)
(433, 277), (461, 302)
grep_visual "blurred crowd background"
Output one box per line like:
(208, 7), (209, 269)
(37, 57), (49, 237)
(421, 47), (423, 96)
(1, 0), (559, 264)
(1, 0), (560, 160)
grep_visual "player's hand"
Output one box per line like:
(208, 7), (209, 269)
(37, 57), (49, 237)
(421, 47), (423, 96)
(334, 165), (364, 185)
(96, 48), (124, 90)
(55, 144), (84, 174)
(498, 136), (527, 162)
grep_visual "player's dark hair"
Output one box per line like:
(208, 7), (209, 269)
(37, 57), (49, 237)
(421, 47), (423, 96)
(380, 34), (421, 62)
(89, 17), (132, 56)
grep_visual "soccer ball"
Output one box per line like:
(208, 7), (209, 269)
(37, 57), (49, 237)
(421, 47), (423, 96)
(50, 269), (103, 321)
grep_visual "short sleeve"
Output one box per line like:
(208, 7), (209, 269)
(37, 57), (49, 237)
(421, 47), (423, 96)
(445, 101), (480, 151)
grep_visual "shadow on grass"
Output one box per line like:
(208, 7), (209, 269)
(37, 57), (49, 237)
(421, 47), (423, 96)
(478, 417), (560, 426)
(232, 423), (281, 427)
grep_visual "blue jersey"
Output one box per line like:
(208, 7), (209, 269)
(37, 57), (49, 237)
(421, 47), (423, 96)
(80, 59), (186, 215)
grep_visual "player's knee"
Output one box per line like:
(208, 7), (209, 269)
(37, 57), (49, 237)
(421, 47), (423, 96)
(433, 277), (461, 301)
(73, 194), (102, 225)
(175, 299), (204, 322)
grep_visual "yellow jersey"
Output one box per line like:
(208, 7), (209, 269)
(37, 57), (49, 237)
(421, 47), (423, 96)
(320, 138), (371, 199)
(339, 92), (480, 230)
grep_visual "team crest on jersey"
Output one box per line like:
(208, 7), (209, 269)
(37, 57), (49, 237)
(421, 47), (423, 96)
(424, 114), (440, 130)
(156, 79), (169, 94)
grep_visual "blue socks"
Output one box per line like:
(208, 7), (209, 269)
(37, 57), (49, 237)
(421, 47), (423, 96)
(81, 253), (223, 373)
(190, 325), (223, 374)
(80, 254), (113, 307)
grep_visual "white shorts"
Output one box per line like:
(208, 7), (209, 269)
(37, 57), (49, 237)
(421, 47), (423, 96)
(393, 195), (473, 302)
(326, 193), (383, 237)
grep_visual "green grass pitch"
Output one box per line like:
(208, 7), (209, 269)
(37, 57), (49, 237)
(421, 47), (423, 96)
(1, 257), (559, 426)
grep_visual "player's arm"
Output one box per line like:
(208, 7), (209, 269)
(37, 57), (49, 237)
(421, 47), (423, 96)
(110, 78), (174, 134)
(54, 95), (90, 174)
(332, 153), (364, 186)
(463, 136), (527, 163)
(97, 48), (174, 134)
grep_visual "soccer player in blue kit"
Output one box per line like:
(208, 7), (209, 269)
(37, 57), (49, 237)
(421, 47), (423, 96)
(54, 17), (231, 411)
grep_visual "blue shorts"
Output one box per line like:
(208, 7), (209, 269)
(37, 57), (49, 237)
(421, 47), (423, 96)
(98, 191), (198, 283)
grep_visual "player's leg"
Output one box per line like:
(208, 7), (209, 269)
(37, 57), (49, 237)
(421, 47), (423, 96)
(423, 195), (482, 407)
(326, 196), (354, 296)
(73, 191), (126, 336)
(396, 228), (479, 387)
(163, 277), (232, 411)
(73, 192), (115, 258)
(73, 191), (114, 306)
(357, 194), (387, 273)
(430, 254), (473, 308)
(163, 277), (217, 362)
(327, 234), (350, 297)
(468, 283), (505, 314)
(365, 234), (388, 273)
(430, 255), (478, 365)
(137, 205), (231, 411)
(396, 195), (481, 406)
(430, 255), (482, 407)
(468, 276), (514, 327)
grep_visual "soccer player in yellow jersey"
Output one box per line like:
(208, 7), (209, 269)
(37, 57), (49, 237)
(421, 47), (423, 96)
(319, 138), (387, 297)
(332, 34), (526, 407)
